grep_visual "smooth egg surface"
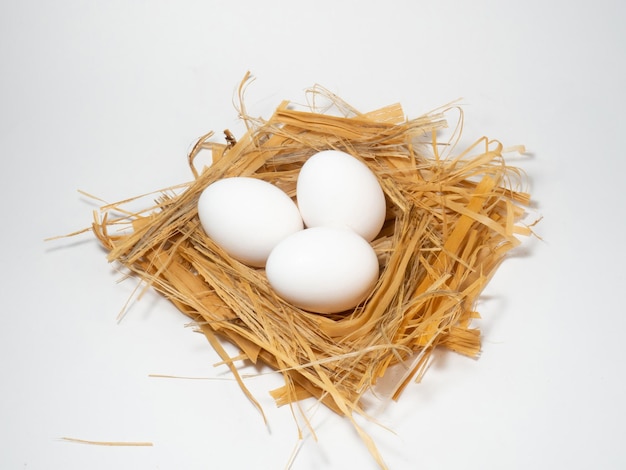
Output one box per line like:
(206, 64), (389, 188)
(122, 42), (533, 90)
(296, 150), (386, 242)
(265, 226), (380, 314)
(197, 177), (303, 267)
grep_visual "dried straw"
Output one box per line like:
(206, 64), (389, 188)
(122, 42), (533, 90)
(88, 74), (533, 468)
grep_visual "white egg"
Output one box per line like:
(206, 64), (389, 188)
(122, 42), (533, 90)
(296, 150), (386, 242)
(197, 177), (303, 267)
(265, 227), (380, 314)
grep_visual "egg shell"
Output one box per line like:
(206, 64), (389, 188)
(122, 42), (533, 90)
(265, 226), (380, 314)
(296, 150), (386, 242)
(197, 177), (303, 267)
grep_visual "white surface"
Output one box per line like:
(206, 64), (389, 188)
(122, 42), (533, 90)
(2, 1), (625, 469)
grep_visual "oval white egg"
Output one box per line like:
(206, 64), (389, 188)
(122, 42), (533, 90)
(197, 177), (303, 267)
(265, 227), (380, 314)
(296, 150), (386, 242)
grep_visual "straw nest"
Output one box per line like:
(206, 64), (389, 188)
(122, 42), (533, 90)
(89, 75), (534, 467)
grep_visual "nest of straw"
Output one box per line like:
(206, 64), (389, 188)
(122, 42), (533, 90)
(89, 76), (533, 466)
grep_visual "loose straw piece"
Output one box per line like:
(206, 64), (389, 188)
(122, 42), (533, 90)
(85, 75), (535, 469)
(60, 437), (153, 447)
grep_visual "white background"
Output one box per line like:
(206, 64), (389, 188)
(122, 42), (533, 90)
(2, 1), (625, 469)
